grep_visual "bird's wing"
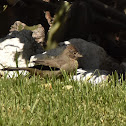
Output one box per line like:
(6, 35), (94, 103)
(34, 59), (66, 69)
(60, 60), (78, 72)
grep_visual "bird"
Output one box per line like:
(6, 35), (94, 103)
(1, 44), (82, 78)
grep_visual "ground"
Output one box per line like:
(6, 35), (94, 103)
(0, 73), (126, 125)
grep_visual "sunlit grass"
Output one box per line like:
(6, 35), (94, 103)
(0, 72), (126, 125)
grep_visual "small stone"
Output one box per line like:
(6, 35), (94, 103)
(62, 85), (73, 90)
(42, 83), (52, 90)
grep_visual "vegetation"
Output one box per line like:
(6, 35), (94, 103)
(0, 73), (126, 125)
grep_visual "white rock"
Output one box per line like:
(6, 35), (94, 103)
(72, 69), (109, 85)
(0, 30), (43, 77)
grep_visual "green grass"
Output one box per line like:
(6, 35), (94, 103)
(0, 73), (126, 126)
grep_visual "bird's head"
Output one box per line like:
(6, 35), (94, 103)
(64, 45), (83, 59)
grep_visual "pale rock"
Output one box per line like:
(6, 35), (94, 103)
(72, 69), (109, 85)
(0, 30), (43, 77)
(62, 85), (73, 90)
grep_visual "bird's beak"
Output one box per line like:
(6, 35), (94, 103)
(76, 53), (83, 58)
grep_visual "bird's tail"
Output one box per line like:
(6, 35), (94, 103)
(1, 67), (62, 78)
(1, 67), (31, 72)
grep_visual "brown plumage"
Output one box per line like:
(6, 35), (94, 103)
(1, 45), (82, 78)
